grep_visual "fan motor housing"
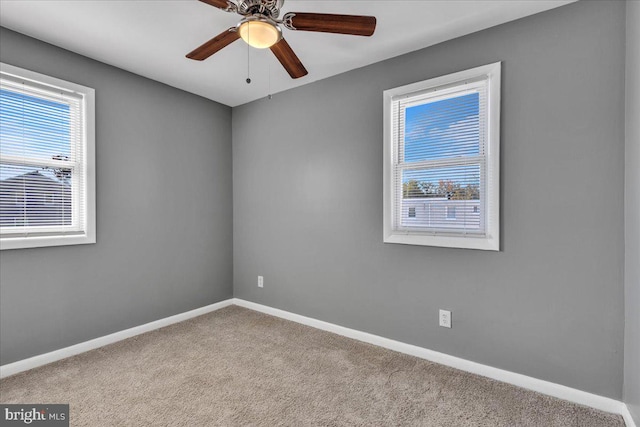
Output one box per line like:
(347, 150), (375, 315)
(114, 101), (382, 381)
(238, 0), (284, 19)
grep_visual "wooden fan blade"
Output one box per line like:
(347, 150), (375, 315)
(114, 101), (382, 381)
(186, 28), (240, 61)
(270, 38), (308, 79)
(199, 0), (232, 10)
(284, 13), (376, 36)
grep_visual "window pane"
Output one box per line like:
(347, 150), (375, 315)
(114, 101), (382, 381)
(0, 164), (72, 227)
(404, 92), (479, 162)
(401, 165), (480, 230)
(0, 89), (71, 161)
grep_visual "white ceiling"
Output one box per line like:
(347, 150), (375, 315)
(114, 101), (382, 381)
(0, 0), (574, 107)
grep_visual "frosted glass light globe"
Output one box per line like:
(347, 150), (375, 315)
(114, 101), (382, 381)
(239, 20), (281, 49)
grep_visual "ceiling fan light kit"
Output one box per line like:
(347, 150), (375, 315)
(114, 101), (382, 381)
(187, 0), (377, 79)
(238, 17), (282, 49)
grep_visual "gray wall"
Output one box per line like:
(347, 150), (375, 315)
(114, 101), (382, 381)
(233, 0), (626, 399)
(625, 0), (640, 422)
(0, 28), (233, 365)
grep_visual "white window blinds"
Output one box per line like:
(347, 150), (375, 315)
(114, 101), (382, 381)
(392, 79), (487, 235)
(383, 62), (500, 250)
(0, 63), (95, 249)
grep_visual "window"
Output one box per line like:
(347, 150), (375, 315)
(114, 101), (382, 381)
(446, 206), (456, 220)
(0, 63), (95, 250)
(383, 62), (500, 250)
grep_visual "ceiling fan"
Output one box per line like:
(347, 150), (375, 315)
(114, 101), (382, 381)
(186, 0), (377, 79)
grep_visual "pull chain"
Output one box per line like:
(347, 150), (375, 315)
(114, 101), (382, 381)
(267, 54), (272, 100)
(246, 24), (251, 84)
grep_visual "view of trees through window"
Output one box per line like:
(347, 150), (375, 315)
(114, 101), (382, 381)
(402, 179), (480, 200)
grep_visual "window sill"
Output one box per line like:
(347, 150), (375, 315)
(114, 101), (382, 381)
(383, 232), (499, 251)
(0, 233), (96, 250)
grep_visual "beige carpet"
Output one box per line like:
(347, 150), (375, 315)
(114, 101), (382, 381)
(0, 306), (625, 426)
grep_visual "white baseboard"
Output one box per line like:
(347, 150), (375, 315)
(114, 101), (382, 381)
(0, 299), (234, 379)
(232, 298), (636, 426)
(1, 297), (635, 427)
(622, 406), (639, 427)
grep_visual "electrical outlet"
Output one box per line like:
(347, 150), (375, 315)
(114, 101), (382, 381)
(439, 309), (452, 328)
(258, 276), (264, 288)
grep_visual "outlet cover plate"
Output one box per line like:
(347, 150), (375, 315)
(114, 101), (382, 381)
(439, 309), (452, 328)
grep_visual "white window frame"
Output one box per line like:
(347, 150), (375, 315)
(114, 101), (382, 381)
(383, 62), (500, 251)
(0, 63), (95, 250)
